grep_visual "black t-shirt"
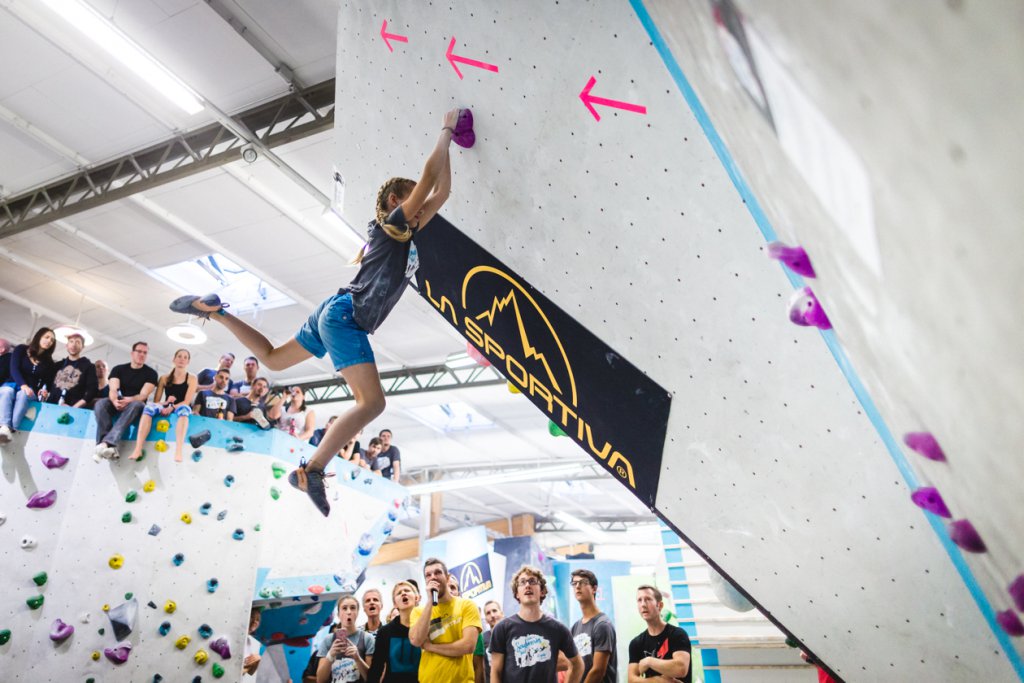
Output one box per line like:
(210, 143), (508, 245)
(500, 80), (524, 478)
(194, 389), (236, 418)
(489, 613), (578, 683)
(0, 351), (11, 385)
(343, 206), (418, 334)
(377, 445), (401, 479)
(365, 617), (420, 683)
(47, 356), (98, 406)
(628, 624), (692, 683)
(109, 363), (158, 399)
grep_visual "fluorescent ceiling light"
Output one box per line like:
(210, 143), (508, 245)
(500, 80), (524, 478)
(39, 0), (204, 115)
(553, 510), (614, 542)
(406, 463), (585, 496)
(53, 324), (94, 347)
(406, 401), (494, 433)
(166, 322), (207, 345)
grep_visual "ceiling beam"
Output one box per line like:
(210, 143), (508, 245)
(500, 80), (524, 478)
(0, 80), (335, 237)
(298, 363), (506, 404)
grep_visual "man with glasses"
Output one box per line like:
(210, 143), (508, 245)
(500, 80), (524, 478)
(410, 557), (482, 682)
(489, 566), (583, 682)
(93, 341), (158, 461)
(569, 569), (617, 683)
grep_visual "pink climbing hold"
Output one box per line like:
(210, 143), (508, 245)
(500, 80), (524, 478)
(903, 432), (946, 462)
(41, 450), (69, 469)
(466, 341), (490, 367)
(1008, 575), (1024, 612)
(787, 287), (832, 330)
(996, 609), (1024, 637)
(26, 490), (57, 509)
(767, 241), (816, 278)
(103, 642), (132, 664)
(948, 519), (986, 553)
(210, 636), (232, 659)
(451, 108), (475, 149)
(49, 619), (74, 643)
(910, 487), (952, 518)
(308, 585), (325, 595)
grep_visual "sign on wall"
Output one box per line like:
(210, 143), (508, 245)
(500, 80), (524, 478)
(450, 552), (494, 600)
(414, 217), (673, 505)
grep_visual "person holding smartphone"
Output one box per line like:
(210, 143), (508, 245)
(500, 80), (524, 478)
(316, 595), (375, 682)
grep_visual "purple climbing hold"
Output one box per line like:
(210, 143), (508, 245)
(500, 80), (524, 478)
(27, 490), (57, 509)
(787, 287), (832, 330)
(451, 108), (475, 148)
(41, 450), (69, 469)
(948, 519), (986, 553)
(767, 241), (816, 278)
(996, 609), (1024, 637)
(903, 432), (946, 462)
(910, 487), (952, 518)
(1009, 575), (1024, 612)
(209, 636), (232, 659)
(50, 619), (74, 643)
(104, 642), (132, 664)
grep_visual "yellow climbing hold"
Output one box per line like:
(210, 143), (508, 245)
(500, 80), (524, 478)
(108, 554), (124, 569)
(91, 651), (101, 661)
(164, 600), (177, 614)
(506, 380), (521, 394)
(154, 439), (168, 453)
(155, 419), (170, 433)
(194, 649), (209, 664)
(181, 512), (192, 524)
(175, 635), (191, 650)
(102, 604), (110, 612)
(143, 480), (156, 493)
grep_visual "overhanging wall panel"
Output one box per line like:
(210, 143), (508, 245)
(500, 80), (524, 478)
(333, 1), (1016, 680)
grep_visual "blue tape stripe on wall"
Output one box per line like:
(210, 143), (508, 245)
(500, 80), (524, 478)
(627, 1), (1023, 678)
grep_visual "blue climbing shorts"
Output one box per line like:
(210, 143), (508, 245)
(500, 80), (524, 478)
(144, 404), (192, 418)
(294, 292), (375, 371)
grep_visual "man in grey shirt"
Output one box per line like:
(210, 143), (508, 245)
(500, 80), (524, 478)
(569, 569), (617, 683)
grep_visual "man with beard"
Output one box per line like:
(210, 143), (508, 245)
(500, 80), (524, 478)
(47, 331), (97, 408)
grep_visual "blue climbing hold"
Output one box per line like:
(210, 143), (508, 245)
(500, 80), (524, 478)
(158, 621), (171, 636)
(191, 450), (203, 462)
(148, 524), (161, 536)
(232, 528), (245, 541)
(216, 510), (227, 521)
(223, 475), (235, 487)
(198, 623), (213, 639)
(172, 553), (185, 567)
(206, 578), (219, 593)
(200, 502), (212, 515)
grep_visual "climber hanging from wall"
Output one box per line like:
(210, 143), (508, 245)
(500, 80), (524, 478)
(168, 107), (475, 516)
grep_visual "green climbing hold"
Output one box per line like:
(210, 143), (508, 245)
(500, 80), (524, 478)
(135, 450), (146, 462)
(212, 662), (225, 678)
(547, 419), (567, 437)
(254, 524), (261, 532)
(86, 679), (94, 683)
(32, 571), (47, 587)
(98, 627), (105, 635)
(125, 490), (138, 503)
(271, 463), (287, 479)
(0, 629), (10, 645)
(122, 511), (132, 523)
(57, 412), (73, 424)
(26, 595), (44, 610)
(269, 487), (280, 500)
(259, 587), (272, 598)
(124, 592), (133, 600)
(785, 635), (799, 649)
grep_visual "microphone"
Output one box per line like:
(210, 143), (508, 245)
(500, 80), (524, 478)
(431, 589), (439, 606)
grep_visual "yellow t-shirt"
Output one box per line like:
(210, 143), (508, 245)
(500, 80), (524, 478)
(411, 597), (482, 683)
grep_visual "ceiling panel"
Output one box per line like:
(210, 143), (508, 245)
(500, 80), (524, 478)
(0, 11), (75, 101)
(0, 120), (76, 195)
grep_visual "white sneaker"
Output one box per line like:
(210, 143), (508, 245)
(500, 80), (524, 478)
(0, 425), (11, 443)
(250, 408), (271, 430)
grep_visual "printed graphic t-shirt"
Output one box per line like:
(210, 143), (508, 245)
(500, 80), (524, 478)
(411, 597), (482, 683)
(366, 617), (420, 683)
(489, 613), (578, 683)
(571, 612), (617, 683)
(628, 624), (692, 683)
(314, 627), (376, 683)
(376, 445), (401, 479)
(194, 389), (236, 418)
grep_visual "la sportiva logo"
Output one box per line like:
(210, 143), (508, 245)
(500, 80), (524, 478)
(424, 265), (637, 490)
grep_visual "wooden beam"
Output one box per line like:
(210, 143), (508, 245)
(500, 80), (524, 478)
(370, 537), (420, 565)
(429, 492), (443, 537)
(553, 542), (594, 556)
(510, 513), (535, 537)
(484, 518), (511, 536)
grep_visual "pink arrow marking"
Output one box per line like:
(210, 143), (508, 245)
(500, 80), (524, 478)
(380, 20), (408, 52)
(446, 37), (499, 80)
(579, 76), (648, 121)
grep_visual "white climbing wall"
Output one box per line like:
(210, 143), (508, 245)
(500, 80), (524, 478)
(0, 403), (402, 681)
(333, 1), (1019, 680)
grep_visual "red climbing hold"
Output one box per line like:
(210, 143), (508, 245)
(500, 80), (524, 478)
(466, 341), (490, 367)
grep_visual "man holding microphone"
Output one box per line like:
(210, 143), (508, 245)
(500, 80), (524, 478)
(410, 557), (482, 682)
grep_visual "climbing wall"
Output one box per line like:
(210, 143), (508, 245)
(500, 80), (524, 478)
(333, 1), (1020, 680)
(0, 403), (403, 681)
